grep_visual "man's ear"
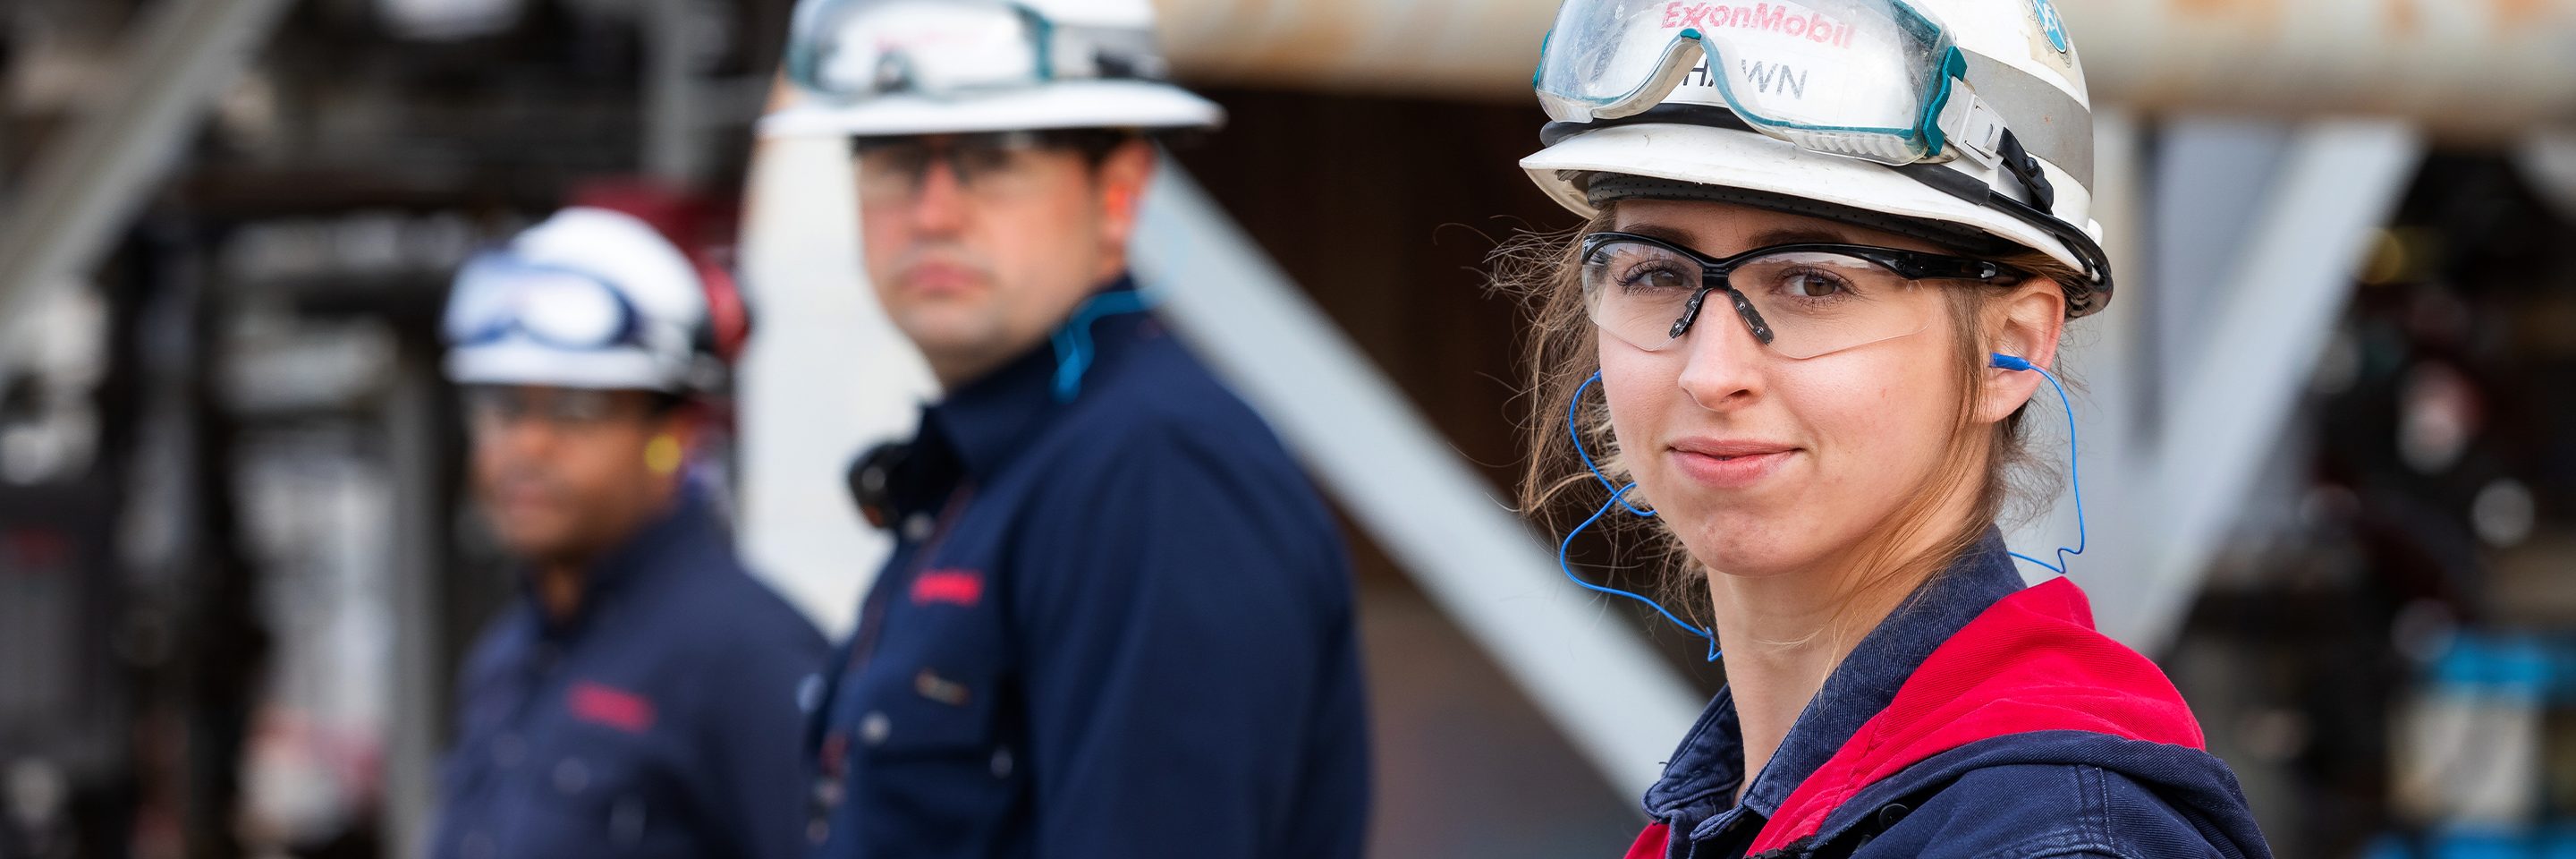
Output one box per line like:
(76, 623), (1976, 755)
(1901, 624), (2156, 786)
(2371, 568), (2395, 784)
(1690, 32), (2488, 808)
(1978, 281), (2067, 425)
(1094, 138), (1157, 251)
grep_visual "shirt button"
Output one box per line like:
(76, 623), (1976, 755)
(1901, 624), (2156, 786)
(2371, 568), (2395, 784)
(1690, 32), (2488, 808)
(859, 711), (891, 746)
(902, 513), (934, 541)
(797, 674), (825, 713)
(553, 758), (589, 795)
(990, 747), (1014, 779)
(491, 734), (524, 769)
(807, 818), (831, 846)
(609, 796), (647, 846)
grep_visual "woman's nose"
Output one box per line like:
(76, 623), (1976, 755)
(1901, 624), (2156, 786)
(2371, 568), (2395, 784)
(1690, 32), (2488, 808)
(1673, 301), (1767, 412)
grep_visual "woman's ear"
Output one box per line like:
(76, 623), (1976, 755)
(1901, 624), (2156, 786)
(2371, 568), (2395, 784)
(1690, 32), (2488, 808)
(1976, 280), (2069, 424)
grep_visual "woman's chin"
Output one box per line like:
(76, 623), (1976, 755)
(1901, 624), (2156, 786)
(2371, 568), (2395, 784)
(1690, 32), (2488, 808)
(1674, 515), (1814, 580)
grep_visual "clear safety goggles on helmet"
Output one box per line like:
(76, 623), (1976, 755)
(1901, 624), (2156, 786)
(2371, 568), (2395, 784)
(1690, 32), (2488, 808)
(784, 0), (1162, 102)
(1535, 0), (1986, 166)
(445, 254), (648, 352)
(1580, 231), (2021, 359)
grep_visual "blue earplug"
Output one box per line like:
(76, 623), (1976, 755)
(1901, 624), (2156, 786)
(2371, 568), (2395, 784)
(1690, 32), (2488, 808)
(1989, 353), (2088, 574)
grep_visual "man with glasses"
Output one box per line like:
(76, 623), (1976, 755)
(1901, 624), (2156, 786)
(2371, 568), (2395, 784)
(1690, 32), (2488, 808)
(430, 206), (826, 859)
(763, 1), (1368, 857)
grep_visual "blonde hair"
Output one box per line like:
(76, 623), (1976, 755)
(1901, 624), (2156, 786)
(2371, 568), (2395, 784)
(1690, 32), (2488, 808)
(1492, 202), (2080, 652)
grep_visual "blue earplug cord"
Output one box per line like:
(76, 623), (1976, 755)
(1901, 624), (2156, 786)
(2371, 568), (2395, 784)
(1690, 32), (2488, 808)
(1563, 372), (1722, 661)
(1988, 353), (2088, 575)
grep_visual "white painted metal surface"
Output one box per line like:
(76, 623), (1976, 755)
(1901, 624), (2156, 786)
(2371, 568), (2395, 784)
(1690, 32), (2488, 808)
(733, 127), (936, 640)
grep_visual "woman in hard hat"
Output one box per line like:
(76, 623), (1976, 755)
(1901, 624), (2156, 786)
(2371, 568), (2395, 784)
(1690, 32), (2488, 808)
(1503, 1), (2271, 855)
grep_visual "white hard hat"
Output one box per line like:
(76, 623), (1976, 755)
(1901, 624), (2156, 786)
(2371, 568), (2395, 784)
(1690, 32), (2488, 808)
(1523, 0), (2113, 316)
(442, 208), (708, 392)
(759, 0), (1224, 139)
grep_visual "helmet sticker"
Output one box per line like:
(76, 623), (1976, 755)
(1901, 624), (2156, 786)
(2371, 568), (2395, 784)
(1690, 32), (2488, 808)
(2032, 0), (2071, 54)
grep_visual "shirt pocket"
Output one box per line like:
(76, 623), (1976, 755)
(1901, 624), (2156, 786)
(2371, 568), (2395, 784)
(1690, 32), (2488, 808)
(846, 617), (1021, 851)
(513, 723), (698, 859)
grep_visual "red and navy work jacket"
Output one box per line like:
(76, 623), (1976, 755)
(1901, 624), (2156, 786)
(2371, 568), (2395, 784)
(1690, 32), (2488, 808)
(803, 278), (1371, 859)
(1625, 530), (2274, 859)
(432, 486), (830, 859)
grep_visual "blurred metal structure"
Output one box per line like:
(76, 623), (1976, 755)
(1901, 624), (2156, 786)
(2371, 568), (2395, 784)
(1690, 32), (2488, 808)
(0, 0), (296, 351)
(1153, 0), (2576, 138)
(2040, 120), (2428, 652)
(1133, 159), (1707, 795)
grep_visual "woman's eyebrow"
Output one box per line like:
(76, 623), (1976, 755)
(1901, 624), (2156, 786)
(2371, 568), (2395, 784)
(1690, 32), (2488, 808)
(1615, 224), (1703, 247)
(1744, 227), (1852, 247)
(1614, 223), (1858, 255)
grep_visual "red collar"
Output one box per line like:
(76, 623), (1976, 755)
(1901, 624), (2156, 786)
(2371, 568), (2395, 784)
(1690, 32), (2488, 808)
(1747, 576), (2203, 852)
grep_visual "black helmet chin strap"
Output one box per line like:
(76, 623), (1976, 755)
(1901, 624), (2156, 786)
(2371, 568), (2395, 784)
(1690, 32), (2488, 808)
(1996, 130), (2056, 214)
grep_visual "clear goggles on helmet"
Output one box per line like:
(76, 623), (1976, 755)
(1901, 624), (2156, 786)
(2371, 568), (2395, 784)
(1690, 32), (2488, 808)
(1535, 0), (1979, 166)
(1579, 231), (2021, 359)
(445, 254), (648, 352)
(784, 0), (1161, 102)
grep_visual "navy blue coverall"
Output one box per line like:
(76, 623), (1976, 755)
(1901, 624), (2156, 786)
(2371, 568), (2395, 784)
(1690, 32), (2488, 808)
(432, 484), (828, 859)
(805, 279), (1371, 859)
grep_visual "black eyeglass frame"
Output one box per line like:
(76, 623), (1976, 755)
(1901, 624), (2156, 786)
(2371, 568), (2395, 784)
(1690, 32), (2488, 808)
(1578, 230), (2028, 346)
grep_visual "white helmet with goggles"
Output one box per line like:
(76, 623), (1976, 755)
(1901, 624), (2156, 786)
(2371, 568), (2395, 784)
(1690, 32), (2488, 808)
(759, 0), (1224, 139)
(1524, 0), (2114, 316)
(442, 208), (710, 393)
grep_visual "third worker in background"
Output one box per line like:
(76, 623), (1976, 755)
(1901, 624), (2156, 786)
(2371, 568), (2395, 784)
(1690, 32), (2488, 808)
(761, 1), (1371, 857)
(431, 206), (826, 859)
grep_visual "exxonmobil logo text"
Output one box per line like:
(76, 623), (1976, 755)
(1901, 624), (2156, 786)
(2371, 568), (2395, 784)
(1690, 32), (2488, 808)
(1661, 2), (1860, 48)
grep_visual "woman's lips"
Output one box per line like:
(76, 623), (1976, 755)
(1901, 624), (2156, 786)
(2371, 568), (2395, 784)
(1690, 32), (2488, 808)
(1668, 440), (1798, 489)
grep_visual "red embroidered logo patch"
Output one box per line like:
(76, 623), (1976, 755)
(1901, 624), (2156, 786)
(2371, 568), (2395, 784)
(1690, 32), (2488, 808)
(567, 680), (657, 734)
(911, 569), (984, 607)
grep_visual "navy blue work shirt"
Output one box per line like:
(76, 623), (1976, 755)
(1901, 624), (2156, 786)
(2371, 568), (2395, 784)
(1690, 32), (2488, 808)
(432, 483), (829, 859)
(805, 278), (1370, 859)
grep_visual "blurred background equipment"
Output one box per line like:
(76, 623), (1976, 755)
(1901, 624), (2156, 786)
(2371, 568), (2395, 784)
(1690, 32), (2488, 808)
(5, 1), (2576, 857)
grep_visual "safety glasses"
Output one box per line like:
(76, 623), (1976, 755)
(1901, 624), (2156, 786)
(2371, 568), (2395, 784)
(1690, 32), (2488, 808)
(785, 0), (1157, 101)
(461, 386), (655, 434)
(1579, 230), (2019, 359)
(444, 254), (645, 352)
(1535, 0), (1971, 166)
(850, 130), (1125, 204)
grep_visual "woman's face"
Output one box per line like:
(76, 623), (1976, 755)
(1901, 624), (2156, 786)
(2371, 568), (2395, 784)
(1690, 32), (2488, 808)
(1596, 199), (1981, 581)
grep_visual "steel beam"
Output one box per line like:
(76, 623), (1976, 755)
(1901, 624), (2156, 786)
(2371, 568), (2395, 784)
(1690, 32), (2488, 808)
(1133, 158), (1707, 796)
(2109, 120), (2424, 651)
(0, 0), (297, 357)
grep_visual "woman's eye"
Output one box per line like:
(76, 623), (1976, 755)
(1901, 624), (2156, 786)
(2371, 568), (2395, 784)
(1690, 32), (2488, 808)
(1621, 265), (1690, 291)
(1781, 269), (1849, 299)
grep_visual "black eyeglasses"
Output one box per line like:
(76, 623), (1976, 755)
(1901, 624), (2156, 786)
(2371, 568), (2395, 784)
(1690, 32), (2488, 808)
(1577, 231), (2024, 360)
(851, 130), (1131, 204)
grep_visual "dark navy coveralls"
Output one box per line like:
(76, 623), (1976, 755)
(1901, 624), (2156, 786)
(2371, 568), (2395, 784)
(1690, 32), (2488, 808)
(805, 279), (1370, 859)
(432, 483), (828, 859)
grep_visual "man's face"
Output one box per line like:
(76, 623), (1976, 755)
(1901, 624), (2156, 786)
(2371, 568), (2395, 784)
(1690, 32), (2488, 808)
(465, 386), (683, 566)
(856, 132), (1154, 387)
